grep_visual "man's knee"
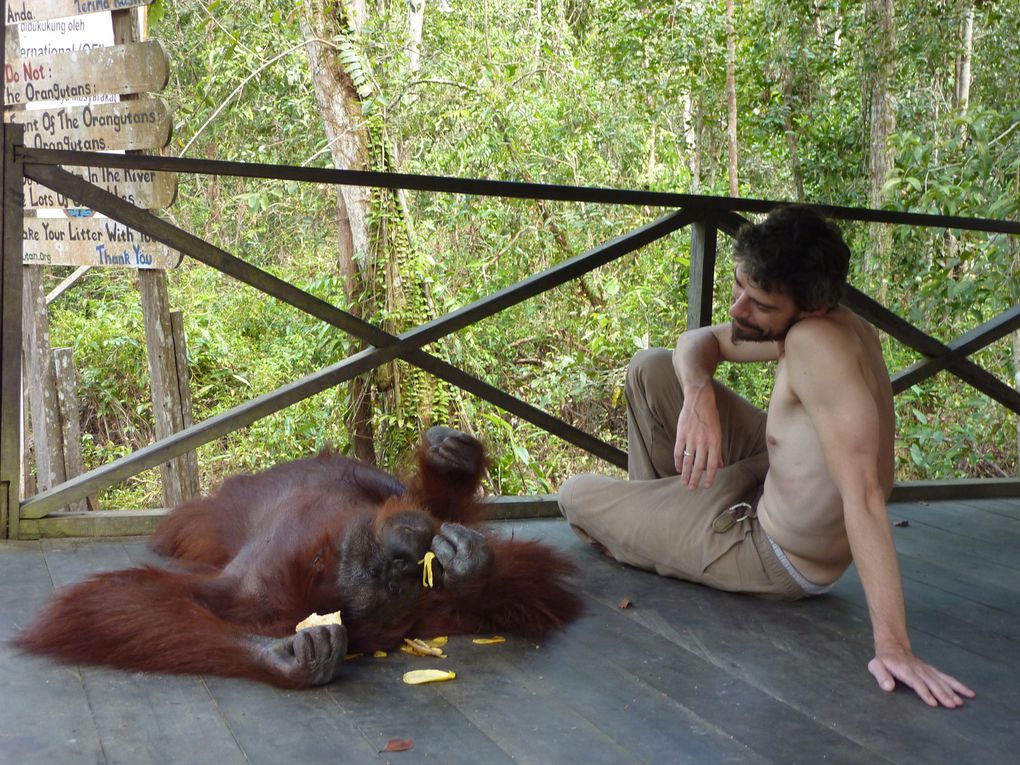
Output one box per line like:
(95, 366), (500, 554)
(557, 474), (585, 520)
(626, 347), (673, 398)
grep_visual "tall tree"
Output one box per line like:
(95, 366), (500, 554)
(725, 0), (739, 196)
(865, 0), (896, 277)
(299, 0), (377, 464)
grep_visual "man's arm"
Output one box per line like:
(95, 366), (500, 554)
(672, 324), (778, 488)
(784, 320), (974, 708)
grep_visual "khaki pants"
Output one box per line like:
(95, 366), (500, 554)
(559, 348), (810, 599)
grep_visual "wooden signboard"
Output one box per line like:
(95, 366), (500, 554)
(24, 165), (177, 209)
(6, 0), (154, 26)
(4, 23), (18, 64)
(23, 217), (182, 268)
(6, 96), (170, 151)
(5, 39), (169, 105)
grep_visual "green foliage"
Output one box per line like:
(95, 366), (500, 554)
(42, 0), (1020, 507)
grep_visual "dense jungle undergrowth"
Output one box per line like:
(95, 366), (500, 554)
(39, 0), (1019, 508)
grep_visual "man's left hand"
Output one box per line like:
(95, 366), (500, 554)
(868, 648), (976, 708)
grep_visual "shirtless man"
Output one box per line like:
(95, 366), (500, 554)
(558, 205), (974, 708)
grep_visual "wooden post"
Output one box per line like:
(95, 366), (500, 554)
(139, 274), (200, 506)
(1, 124), (27, 538)
(114, 7), (199, 508)
(53, 348), (93, 512)
(22, 265), (68, 497)
(686, 220), (718, 330)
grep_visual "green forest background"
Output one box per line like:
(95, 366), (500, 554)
(43, 0), (1019, 507)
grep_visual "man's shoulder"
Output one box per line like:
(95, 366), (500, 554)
(786, 309), (869, 353)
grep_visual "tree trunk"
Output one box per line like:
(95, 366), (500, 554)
(534, 0), (543, 62)
(781, 65), (805, 201)
(954, 3), (974, 118)
(683, 90), (702, 192)
(408, 0), (426, 73)
(865, 0), (896, 283)
(725, 0), (738, 197)
(945, 2), (975, 268)
(299, 0), (377, 464)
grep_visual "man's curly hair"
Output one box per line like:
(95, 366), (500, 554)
(732, 205), (851, 312)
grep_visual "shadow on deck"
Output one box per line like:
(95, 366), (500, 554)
(1, 498), (1018, 765)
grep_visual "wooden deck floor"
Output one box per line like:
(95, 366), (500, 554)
(1, 498), (1018, 765)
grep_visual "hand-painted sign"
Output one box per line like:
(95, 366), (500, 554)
(5, 39), (169, 105)
(6, 0), (154, 26)
(24, 165), (177, 209)
(22, 217), (182, 268)
(6, 96), (171, 151)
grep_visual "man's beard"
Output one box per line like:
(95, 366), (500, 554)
(730, 318), (795, 343)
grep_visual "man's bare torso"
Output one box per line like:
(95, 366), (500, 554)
(756, 308), (896, 585)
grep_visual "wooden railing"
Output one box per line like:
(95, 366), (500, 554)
(2, 123), (1019, 539)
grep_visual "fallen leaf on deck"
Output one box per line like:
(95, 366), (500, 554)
(373, 650), (387, 658)
(403, 669), (456, 684)
(472, 636), (506, 645)
(618, 598), (633, 609)
(382, 738), (414, 752)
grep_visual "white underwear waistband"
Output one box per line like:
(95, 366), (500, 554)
(764, 533), (834, 596)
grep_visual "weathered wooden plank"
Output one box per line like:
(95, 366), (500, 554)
(3, 506), (1020, 764)
(24, 167), (177, 210)
(0, 541), (105, 765)
(52, 347), (87, 512)
(82, 670), (250, 765)
(326, 651), (515, 764)
(140, 271), (199, 508)
(0, 125), (25, 539)
(7, 97), (171, 153)
(5, 39), (169, 106)
(40, 535), (136, 584)
(170, 310), (201, 495)
(18, 498), (553, 540)
(478, 624), (770, 764)
(890, 478), (1020, 501)
(17, 508), (165, 539)
(428, 646), (637, 765)
(830, 568), (1020, 714)
(29, 534), (255, 765)
(515, 518), (1020, 753)
(203, 677), (385, 764)
(956, 497), (1020, 521)
(22, 216), (182, 267)
(479, 493), (560, 519)
(892, 500), (1020, 548)
(5, 0), (154, 26)
(687, 219), (718, 330)
(887, 505), (1020, 585)
(21, 265), (66, 494)
(562, 596), (880, 762)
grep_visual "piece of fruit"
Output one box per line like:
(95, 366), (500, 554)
(294, 610), (343, 632)
(418, 551), (437, 588)
(402, 669), (456, 685)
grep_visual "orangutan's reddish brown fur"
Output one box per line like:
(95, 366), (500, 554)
(14, 429), (581, 688)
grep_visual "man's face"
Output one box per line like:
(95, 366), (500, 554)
(728, 267), (801, 343)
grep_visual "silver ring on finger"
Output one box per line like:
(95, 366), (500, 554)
(683, 449), (693, 457)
